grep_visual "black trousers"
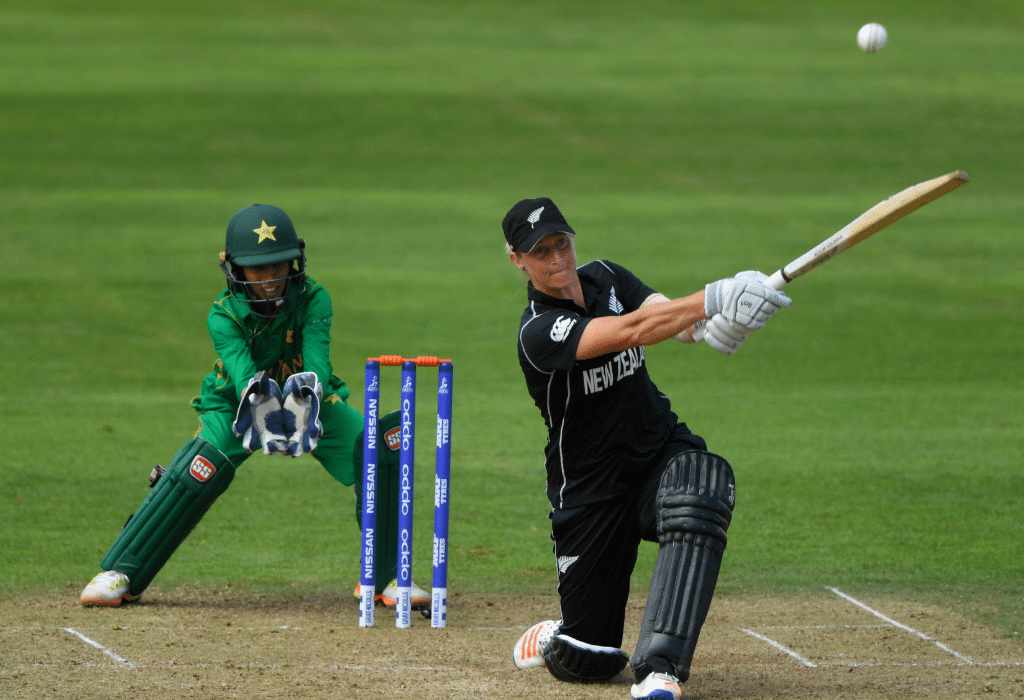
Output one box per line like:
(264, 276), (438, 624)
(550, 426), (706, 649)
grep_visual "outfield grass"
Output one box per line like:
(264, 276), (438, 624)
(2, 0), (1021, 638)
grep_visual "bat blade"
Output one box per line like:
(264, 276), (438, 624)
(766, 170), (969, 290)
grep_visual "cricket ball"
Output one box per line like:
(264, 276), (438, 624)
(857, 23), (888, 53)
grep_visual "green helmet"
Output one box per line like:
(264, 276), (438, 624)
(219, 203), (307, 317)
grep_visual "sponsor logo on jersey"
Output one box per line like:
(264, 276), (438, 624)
(189, 456), (217, 483)
(384, 426), (401, 452)
(549, 315), (577, 342)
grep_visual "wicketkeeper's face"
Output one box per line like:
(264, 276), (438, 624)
(241, 261), (293, 301)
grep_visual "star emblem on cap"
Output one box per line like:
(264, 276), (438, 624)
(253, 221), (277, 244)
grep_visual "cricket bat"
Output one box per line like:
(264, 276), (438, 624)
(764, 170), (970, 290)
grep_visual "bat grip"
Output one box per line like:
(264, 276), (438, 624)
(765, 268), (789, 290)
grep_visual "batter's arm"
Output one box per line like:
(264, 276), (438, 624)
(641, 293), (703, 343)
(575, 290), (706, 360)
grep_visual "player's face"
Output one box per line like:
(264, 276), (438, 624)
(242, 261), (292, 301)
(514, 232), (578, 295)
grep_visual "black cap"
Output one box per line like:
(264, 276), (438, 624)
(502, 197), (575, 253)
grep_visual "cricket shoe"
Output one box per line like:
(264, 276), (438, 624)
(352, 584), (385, 605)
(630, 672), (682, 700)
(353, 579), (430, 609)
(512, 619), (561, 669)
(80, 571), (136, 607)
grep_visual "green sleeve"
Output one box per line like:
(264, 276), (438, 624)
(207, 294), (258, 400)
(297, 281), (335, 389)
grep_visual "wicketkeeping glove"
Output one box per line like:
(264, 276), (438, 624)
(705, 272), (792, 331)
(281, 371), (323, 457)
(232, 371), (288, 455)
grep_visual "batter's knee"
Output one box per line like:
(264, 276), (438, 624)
(657, 450), (735, 546)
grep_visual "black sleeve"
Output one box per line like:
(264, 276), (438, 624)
(602, 260), (656, 312)
(518, 309), (591, 373)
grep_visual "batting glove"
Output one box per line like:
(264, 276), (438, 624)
(704, 314), (751, 355)
(705, 273), (792, 331)
(688, 318), (708, 343)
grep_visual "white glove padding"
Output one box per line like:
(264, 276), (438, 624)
(704, 314), (751, 355)
(705, 275), (792, 331)
(689, 318), (707, 343)
(281, 371), (324, 457)
(232, 371), (288, 455)
(735, 270), (769, 284)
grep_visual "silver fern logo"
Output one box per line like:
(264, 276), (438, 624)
(527, 206), (544, 228)
(608, 287), (624, 314)
(557, 555), (579, 574)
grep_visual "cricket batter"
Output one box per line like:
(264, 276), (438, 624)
(503, 198), (791, 700)
(80, 203), (428, 608)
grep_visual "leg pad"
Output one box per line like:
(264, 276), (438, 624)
(353, 409), (401, 592)
(102, 438), (235, 596)
(632, 450), (735, 682)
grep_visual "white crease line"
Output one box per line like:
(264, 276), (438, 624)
(60, 628), (135, 668)
(9, 661), (456, 671)
(739, 628), (817, 667)
(703, 660), (1024, 671)
(827, 587), (974, 664)
(755, 624), (889, 630)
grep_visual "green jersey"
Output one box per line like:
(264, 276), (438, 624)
(193, 276), (349, 413)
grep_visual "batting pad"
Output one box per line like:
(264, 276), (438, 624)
(353, 409), (401, 593)
(102, 438), (236, 596)
(631, 450), (735, 682)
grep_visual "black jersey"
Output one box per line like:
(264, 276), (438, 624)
(517, 260), (681, 509)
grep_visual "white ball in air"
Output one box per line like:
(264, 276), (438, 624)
(857, 23), (888, 53)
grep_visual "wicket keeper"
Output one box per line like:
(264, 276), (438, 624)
(80, 203), (429, 608)
(503, 198), (791, 700)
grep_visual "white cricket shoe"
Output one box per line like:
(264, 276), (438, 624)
(512, 619), (560, 669)
(79, 571), (135, 607)
(631, 672), (682, 700)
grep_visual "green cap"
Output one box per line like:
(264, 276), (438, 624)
(224, 204), (302, 266)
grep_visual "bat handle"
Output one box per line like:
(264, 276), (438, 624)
(765, 268), (790, 291)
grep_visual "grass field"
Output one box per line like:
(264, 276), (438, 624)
(2, 0), (1022, 647)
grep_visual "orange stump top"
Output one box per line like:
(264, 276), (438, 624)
(368, 355), (452, 367)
